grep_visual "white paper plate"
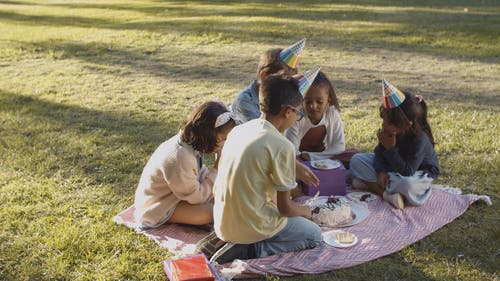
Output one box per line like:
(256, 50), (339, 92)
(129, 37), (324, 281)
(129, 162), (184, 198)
(338, 201), (370, 227)
(346, 191), (378, 202)
(322, 230), (358, 248)
(305, 196), (370, 227)
(310, 159), (341, 170)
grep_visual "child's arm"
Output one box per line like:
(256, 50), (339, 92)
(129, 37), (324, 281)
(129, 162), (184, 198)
(285, 125), (320, 186)
(380, 134), (429, 177)
(231, 88), (260, 123)
(166, 155), (215, 204)
(373, 144), (388, 173)
(296, 160), (319, 187)
(276, 190), (312, 219)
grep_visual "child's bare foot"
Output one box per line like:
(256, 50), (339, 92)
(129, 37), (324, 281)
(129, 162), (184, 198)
(351, 178), (368, 190)
(383, 191), (404, 209)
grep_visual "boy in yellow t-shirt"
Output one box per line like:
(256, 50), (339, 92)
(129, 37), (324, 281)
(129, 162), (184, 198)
(211, 75), (322, 264)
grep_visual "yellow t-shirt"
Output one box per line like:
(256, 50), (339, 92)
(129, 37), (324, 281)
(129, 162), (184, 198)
(213, 119), (297, 244)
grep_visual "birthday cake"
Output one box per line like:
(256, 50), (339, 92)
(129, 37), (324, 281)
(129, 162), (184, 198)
(311, 197), (354, 227)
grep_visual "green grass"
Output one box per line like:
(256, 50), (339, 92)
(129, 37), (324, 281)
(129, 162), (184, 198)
(0, 0), (499, 280)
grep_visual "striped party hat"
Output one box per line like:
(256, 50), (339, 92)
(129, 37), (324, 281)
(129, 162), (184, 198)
(382, 79), (406, 108)
(279, 38), (306, 68)
(297, 66), (321, 96)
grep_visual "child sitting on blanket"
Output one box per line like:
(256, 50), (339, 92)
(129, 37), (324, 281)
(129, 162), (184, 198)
(350, 80), (440, 209)
(231, 38), (304, 122)
(231, 38), (320, 189)
(210, 75), (322, 264)
(134, 101), (237, 229)
(285, 70), (359, 168)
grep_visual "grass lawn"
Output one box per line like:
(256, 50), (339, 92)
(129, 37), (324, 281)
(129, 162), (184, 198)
(0, 0), (498, 280)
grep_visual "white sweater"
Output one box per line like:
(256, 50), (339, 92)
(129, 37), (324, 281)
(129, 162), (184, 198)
(134, 133), (216, 226)
(285, 106), (345, 161)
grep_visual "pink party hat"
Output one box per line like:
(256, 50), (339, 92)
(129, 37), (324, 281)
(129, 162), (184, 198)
(280, 38), (306, 68)
(297, 66), (320, 96)
(382, 79), (406, 108)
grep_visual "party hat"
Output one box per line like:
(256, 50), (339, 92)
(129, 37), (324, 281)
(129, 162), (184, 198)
(297, 66), (320, 96)
(279, 38), (306, 68)
(382, 79), (406, 108)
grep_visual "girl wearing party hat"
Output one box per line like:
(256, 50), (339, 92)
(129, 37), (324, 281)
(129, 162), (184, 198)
(349, 80), (440, 209)
(286, 69), (359, 168)
(231, 38), (306, 123)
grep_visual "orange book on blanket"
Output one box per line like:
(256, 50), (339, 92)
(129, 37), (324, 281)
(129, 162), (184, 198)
(170, 255), (214, 281)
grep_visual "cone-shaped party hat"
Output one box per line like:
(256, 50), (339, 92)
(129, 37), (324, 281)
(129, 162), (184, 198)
(382, 79), (406, 108)
(279, 38), (306, 68)
(297, 66), (320, 96)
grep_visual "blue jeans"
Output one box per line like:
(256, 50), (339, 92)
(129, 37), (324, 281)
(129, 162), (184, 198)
(252, 216), (322, 258)
(350, 153), (433, 206)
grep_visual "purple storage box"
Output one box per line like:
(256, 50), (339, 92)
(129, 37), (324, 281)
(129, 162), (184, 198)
(301, 160), (347, 196)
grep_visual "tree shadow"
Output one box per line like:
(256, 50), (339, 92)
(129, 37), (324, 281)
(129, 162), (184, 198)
(0, 0), (33, 4)
(3, 1), (499, 62)
(328, 70), (499, 111)
(0, 90), (178, 194)
(12, 39), (251, 85)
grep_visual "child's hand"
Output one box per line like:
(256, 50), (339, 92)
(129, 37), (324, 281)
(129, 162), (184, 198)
(296, 161), (320, 187)
(298, 152), (311, 161)
(377, 172), (389, 189)
(377, 128), (396, 149)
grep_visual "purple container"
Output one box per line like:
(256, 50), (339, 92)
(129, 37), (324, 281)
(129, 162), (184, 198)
(301, 160), (347, 196)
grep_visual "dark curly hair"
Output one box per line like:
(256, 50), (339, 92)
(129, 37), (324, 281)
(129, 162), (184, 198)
(379, 91), (435, 146)
(259, 75), (302, 116)
(311, 71), (340, 111)
(180, 101), (236, 153)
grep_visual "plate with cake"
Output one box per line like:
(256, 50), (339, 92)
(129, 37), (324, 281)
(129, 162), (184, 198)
(310, 159), (341, 170)
(306, 195), (369, 227)
(346, 191), (377, 202)
(322, 230), (358, 248)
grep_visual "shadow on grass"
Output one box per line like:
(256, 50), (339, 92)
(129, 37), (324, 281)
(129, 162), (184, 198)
(0, 0), (33, 4)
(2, 1), (499, 62)
(13, 39), (252, 85)
(8, 38), (500, 112)
(331, 67), (500, 110)
(0, 90), (178, 194)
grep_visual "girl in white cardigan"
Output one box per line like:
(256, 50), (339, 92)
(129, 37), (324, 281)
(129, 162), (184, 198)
(286, 71), (358, 168)
(134, 101), (238, 228)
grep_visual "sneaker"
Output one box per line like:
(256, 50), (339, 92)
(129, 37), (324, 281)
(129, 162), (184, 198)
(383, 191), (404, 209)
(195, 231), (226, 260)
(210, 243), (253, 264)
(351, 178), (368, 190)
(209, 242), (236, 264)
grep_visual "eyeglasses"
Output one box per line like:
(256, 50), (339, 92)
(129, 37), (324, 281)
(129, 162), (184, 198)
(287, 105), (305, 121)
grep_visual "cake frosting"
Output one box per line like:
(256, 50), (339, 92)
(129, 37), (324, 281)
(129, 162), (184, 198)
(311, 196), (353, 227)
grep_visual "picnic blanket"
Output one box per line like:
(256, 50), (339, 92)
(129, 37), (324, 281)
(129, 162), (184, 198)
(113, 185), (491, 279)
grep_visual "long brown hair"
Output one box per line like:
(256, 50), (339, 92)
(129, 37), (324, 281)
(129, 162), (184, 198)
(256, 48), (298, 82)
(180, 101), (236, 153)
(379, 91), (435, 146)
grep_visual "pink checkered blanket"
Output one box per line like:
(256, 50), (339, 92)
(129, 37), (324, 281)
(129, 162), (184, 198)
(113, 185), (490, 278)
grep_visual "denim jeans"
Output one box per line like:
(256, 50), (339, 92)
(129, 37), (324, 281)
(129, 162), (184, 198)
(252, 216), (323, 258)
(350, 153), (433, 206)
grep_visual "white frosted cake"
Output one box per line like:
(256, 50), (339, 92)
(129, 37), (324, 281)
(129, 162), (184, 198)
(311, 197), (354, 227)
